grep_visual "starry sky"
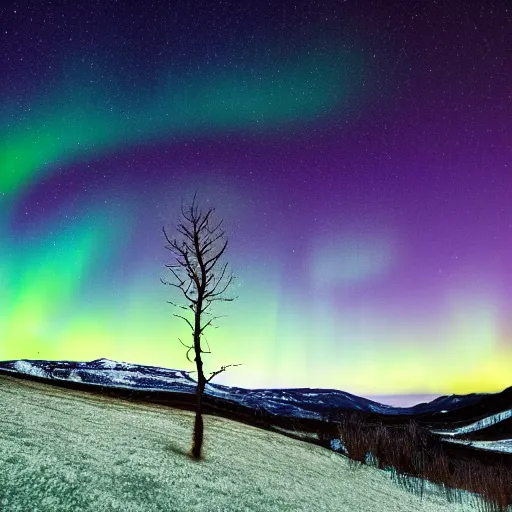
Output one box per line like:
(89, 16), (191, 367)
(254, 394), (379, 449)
(1, 0), (511, 400)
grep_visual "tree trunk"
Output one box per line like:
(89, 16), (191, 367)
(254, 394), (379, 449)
(191, 305), (205, 459)
(191, 386), (204, 459)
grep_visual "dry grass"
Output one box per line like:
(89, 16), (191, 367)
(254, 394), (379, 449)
(334, 411), (512, 512)
(0, 374), (485, 512)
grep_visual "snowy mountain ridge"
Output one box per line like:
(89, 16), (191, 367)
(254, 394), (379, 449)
(0, 356), (496, 417)
(1, 357), (511, 453)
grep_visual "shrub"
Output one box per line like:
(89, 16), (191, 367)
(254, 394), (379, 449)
(333, 412), (512, 512)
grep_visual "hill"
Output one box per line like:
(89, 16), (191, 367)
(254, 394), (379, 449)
(0, 374), (486, 512)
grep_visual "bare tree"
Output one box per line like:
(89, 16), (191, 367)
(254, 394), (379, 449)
(161, 193), (240, 459)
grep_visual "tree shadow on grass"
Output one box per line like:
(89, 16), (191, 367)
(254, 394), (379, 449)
(164, 441), (187, 456)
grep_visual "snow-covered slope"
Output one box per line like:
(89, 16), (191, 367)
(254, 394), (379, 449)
(433, 409), (512, 436)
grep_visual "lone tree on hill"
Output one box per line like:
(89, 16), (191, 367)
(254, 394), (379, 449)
(161, 193), (240, 460)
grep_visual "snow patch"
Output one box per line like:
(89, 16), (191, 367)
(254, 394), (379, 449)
(443, 438), (512, 454)
(330, 438), (348, 454)
(13, 360), (48, 378)
(433, 408), (512, 436)
(68, 370), (82, 383)
(92, 358), (119, 369)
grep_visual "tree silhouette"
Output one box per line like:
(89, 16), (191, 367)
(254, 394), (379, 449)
(161, 193), (239, 459)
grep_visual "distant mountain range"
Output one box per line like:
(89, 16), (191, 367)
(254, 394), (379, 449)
(0, 356), (484, 417)
(0, 357), (510, 453)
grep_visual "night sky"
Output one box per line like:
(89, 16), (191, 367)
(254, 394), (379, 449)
(1, 1), (511, 398)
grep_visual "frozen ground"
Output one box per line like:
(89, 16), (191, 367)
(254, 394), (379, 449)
(0, 374), (490, 512)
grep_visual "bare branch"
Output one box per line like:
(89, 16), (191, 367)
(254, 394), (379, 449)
(198, 208), (215, 231)
(202, 336), (211, 353)
(164, 277), (185, 290)
(167, 300), (189, 311)
(165, 267), (198, 304)
(177, 223), (195, 242)
(180, 196), (195, 223)
(199, 315), (227, 335)
(178, 338), (195, 363)
(206, 218), (223, 235)
(206, 364), (242, 383)
(200, 302), (212, 315)
(205, 272), (235, 299)
(205, 272), (216, 287)
(178, 337), (193, 350)
(204, 239), (228, 269)
(200, 229), (225, 254)
(205, 262), (228, 292)
(162, 225), (174, 247)
(205, 295), (238, 305)
(172, 313), (194, 331)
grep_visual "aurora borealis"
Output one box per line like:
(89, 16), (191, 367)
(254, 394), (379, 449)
(1, 1), (510, 400)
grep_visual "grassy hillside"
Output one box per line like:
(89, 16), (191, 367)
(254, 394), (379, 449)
(0, 374), (484, 512)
